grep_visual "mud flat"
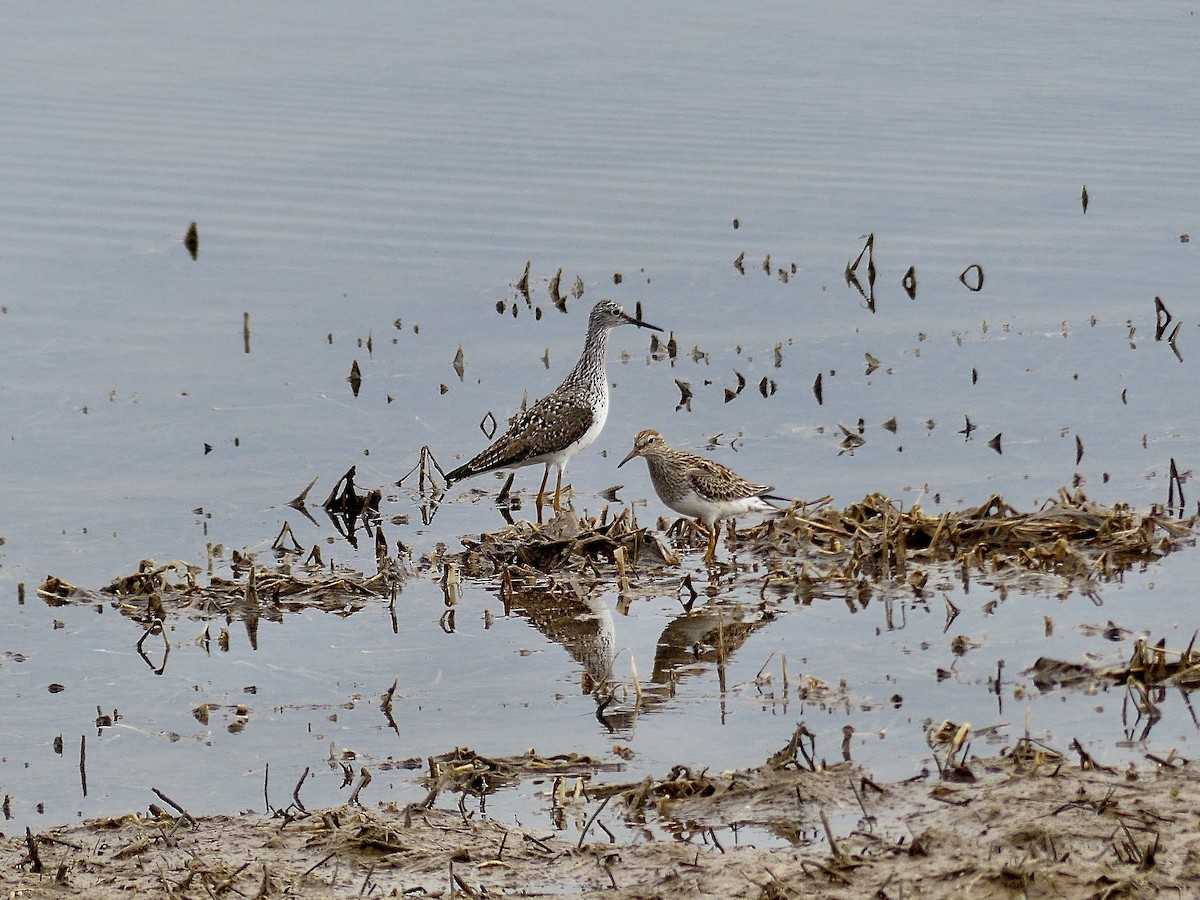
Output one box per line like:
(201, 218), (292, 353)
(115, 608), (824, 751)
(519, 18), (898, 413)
(4, 745), (1199, 899)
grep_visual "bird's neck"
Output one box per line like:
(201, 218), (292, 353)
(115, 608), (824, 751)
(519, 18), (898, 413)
(643, 453), (675, 480)
(563, 326), (610, 390)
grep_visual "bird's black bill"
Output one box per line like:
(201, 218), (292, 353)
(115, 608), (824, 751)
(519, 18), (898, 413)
(617, 448), (639, 468)
(623, 312), (663, 332)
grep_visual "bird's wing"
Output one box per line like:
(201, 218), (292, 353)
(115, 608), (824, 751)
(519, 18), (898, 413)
(455, 395), (594, 476)
(684, 454), (773, 502)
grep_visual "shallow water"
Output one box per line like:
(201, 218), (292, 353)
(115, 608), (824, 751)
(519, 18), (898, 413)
(2, 3), (1198, 836)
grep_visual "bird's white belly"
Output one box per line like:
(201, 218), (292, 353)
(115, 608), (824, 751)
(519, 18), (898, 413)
(570, 405), (606, 458)
(661, 488), (768, 527)
(546, 390), (607, 467)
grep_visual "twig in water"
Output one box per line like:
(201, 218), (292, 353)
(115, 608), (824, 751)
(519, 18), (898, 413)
(1168, 458), (1185, 511)
(214, 861), (252, 893)
(254, 864), (271, 900)
(150, 788), (198, 827)
(850, 777), (876, 829)
(577, 794), (613, 849)
(603, 856), (618, 889)
(292, 766), (310, 813)
(381, 678), (400, 736)
(303, 852), (336, 878)
(288, 477), (319, 511)
(630, 653), (643, 712)
(755, 651), (777, 682)
(79, 734), (88, 797)
(820, 807), (843, 861)
(358, 862), (376, 897)
(348, 767), (372, 806)
(25, 827), (43, 873)
(523, 832), (554, 854)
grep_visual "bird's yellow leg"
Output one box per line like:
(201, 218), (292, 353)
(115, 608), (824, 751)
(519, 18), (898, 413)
(553, 467), (565, 512)
(704, 526), (718, 565)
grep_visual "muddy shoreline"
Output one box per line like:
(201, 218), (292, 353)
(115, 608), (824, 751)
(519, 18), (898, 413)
(5, 746), (1197, 898)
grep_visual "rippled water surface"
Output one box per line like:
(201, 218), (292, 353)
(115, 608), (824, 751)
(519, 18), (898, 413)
(2, 3), (1198, 835)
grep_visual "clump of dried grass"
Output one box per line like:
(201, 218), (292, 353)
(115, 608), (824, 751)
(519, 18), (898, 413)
(37, 490), (1196, 627)
(749, 489), (1195, 599)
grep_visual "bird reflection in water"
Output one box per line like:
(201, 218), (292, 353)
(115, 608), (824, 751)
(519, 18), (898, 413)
(503, 579), (769, 735)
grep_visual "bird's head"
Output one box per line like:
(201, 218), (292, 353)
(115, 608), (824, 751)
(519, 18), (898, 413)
(590, 299), (662, 334)
(618, 428), (668, 467)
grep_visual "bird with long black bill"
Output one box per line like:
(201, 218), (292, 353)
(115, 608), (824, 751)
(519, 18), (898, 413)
(446, 300), (662, 520)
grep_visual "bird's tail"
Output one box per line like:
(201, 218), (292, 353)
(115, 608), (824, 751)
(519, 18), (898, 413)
(443, 463), (472, 485)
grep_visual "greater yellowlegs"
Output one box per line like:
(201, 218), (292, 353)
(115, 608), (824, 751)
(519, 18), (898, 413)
(618, 428), (788, 563)
(447, 300), (661, 518)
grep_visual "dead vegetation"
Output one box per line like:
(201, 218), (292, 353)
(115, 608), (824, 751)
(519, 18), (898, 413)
(37, 544), (402, 628)
(1030, 633), (1200, 693)
(19, 490), (1200, 896)
(7, 732), (1200, 899)
(34, 490), (1196, 637)
(747, 488), (1196, 604)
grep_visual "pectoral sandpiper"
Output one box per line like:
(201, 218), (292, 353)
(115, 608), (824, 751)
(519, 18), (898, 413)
(618, 428), (788, 563)
(446, 300), (662, 519)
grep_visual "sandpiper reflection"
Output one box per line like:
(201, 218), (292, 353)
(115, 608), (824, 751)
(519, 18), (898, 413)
(502, 580), (770, 735)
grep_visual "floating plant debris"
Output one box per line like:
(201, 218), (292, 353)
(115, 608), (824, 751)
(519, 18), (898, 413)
(421, 747), (619, 808)
(746, 489), (1196, 601)
(1168, 457), (1185, 510)
(456, 508), (678, 579)
(1154, 296), (1172, 338)
(1028, 633), (1200, 697)
(674, 378), (693, 411)
(38, 554), (398, 629)
(34, 489), (1197, 637)
(845, 232), (875, 289)
(183, 221), (198, 260)
(515, 260), (531, 300)
(959, 263), (985, 292)
(837, 423), (866, 453)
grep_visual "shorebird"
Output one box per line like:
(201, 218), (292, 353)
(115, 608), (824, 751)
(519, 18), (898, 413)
(618, 428), (788, 563)
(446, 300), (661, 519)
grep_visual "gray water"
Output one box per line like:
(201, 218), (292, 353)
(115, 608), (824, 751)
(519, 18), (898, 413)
(2, 3), (1198, 836)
